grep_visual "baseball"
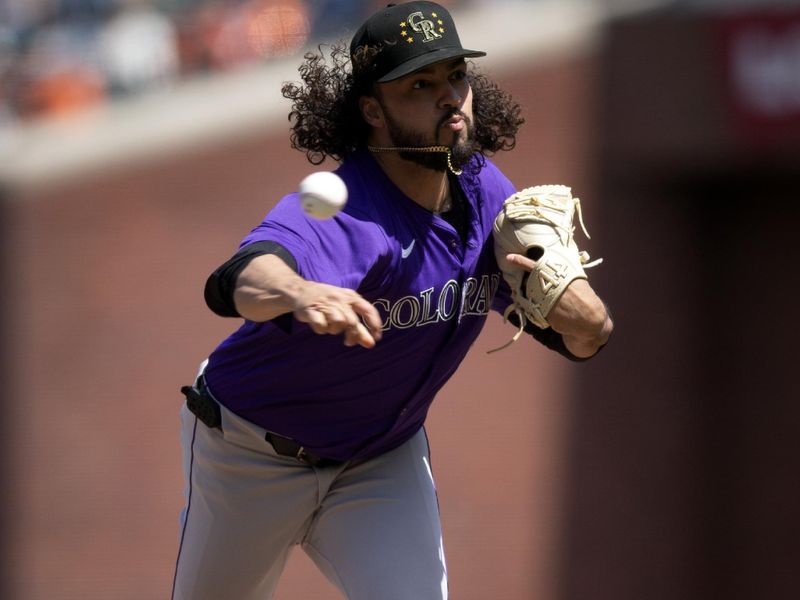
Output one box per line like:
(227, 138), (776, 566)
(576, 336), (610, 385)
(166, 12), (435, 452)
(298, 171), (348, 219)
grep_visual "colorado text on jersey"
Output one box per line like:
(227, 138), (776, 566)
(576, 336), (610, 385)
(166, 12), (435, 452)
(373, 274), (501, 331)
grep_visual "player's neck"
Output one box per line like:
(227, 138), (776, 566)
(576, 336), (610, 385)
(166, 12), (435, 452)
(371, 151), (450, 214)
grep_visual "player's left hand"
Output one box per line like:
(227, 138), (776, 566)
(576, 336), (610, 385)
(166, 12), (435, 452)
(506, 253), (611, 357)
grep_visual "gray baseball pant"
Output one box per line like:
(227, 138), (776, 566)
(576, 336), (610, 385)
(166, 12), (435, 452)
(171, 391), (448, 600)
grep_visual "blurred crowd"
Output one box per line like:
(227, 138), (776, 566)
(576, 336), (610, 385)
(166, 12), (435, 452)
(0, 0), (497, 128)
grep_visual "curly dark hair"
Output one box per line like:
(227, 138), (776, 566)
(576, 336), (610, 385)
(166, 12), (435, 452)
(281, 43), (524, 165)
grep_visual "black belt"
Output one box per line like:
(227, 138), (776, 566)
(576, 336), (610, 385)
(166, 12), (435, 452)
(180, 378), (340, 468)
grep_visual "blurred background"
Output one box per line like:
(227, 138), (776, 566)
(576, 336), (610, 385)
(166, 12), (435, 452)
(1, 0), (799, 598)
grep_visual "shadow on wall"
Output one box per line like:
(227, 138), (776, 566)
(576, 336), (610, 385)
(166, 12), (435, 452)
(560, 8), (800, 600)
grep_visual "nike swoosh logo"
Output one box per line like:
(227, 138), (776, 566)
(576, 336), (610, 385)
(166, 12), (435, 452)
(401, 239), (416, 259)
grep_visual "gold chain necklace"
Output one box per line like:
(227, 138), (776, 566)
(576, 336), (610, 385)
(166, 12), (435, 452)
(367, 145), (463, 176)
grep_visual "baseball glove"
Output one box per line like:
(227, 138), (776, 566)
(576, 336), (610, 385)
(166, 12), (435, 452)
(490, 184), (602, 353)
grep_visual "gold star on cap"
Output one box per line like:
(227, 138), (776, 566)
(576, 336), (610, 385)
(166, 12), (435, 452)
(399, 20), (410, 41)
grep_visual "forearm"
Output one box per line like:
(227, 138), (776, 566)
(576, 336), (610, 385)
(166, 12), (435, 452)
(547, 279), (613, 358)
(233, 254), (307, 322)
(232, 254), (383, 348)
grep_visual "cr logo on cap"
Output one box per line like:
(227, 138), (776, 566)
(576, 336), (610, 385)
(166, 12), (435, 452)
(408, 11), (444, 43)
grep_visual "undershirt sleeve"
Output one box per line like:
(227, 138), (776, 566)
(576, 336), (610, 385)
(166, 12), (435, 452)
(506, 312), (600, 362)
(204, 241), (297, 318)
(505, 312), (583, 361)
(506, 300), (612, 361)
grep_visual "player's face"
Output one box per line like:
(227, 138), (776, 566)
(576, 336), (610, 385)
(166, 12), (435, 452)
(375, 58), (478, 171)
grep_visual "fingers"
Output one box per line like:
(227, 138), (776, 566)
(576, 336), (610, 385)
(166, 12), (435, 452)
(344, 321), (376, 349)
(302, 304), (349, 335)
(351, 297), (383, 342)
(295, 285), (383, 349)
(505, 253), (537, 271)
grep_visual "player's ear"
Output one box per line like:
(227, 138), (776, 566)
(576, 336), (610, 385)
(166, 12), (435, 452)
(359, 96), (385, 128)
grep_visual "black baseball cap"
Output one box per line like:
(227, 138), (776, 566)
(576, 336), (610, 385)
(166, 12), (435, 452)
(350, 1), (486, 83)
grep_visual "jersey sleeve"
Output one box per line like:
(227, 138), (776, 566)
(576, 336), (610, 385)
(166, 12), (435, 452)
(240, 192), (384, 292)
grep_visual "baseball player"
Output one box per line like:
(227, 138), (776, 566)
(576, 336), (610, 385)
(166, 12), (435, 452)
(172, 2), (613, 599)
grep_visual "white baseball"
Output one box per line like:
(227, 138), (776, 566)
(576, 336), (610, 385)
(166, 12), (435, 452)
(298, 171), (348, 219)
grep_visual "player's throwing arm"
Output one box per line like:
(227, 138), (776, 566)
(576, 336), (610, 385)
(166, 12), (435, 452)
(232, 172), (381, 348)
(233, 254), (383, 348)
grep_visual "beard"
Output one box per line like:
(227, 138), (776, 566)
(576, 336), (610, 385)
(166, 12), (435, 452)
(380, 106), (480, 172)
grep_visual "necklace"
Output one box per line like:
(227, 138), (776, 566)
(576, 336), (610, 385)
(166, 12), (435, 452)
(433, 196), (452, 215)
(367, 145), (463, 176)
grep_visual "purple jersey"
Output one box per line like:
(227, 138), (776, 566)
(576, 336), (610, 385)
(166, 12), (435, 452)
(203, 149), (516, 460)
